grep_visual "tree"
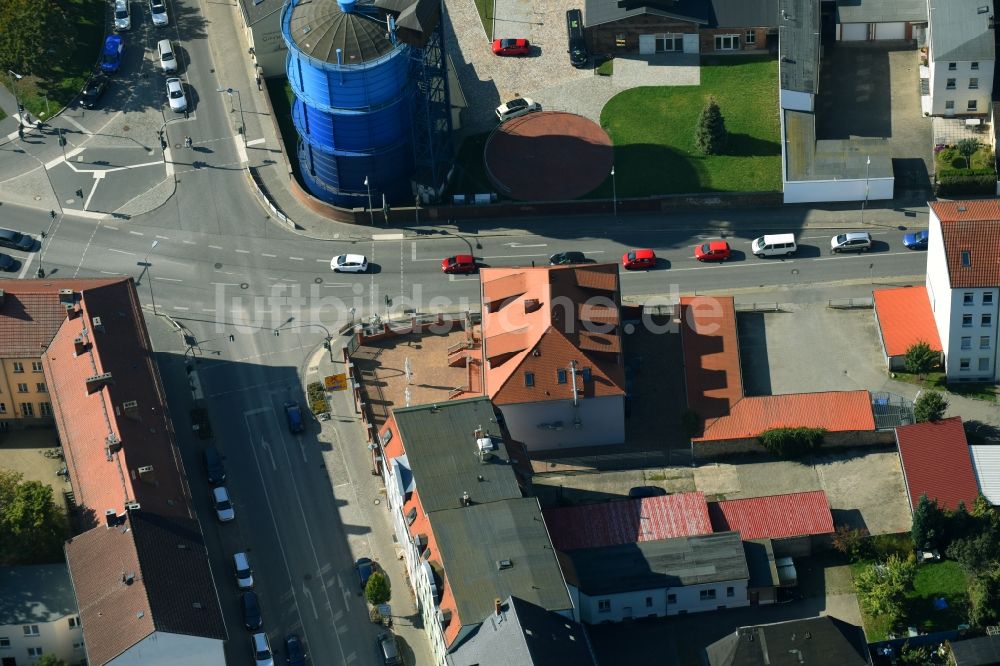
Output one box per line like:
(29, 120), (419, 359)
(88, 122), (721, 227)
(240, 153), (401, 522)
(0, 0), (48, 73)
(694, 96), (728, 155)
(956, 138), (981, 170)
(968, 568), (1000, 627)
(947, 532), (1000, 575)
(911, 493), (947, 550)
(903, 341), (937, 377)
(34, 655), (67, 666)
(364, 570), (391, 606)
(0, 470), (68, 566)
(914, 390), (948, 422)
(854, 554), (915, 627)
(831, 525), (870, 562)
(757, 427), (826, 458)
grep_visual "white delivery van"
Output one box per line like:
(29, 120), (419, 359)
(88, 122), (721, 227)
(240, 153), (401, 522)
(751, 233), (797, 257)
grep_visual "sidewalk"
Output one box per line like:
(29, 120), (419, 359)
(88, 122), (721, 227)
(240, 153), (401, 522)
(0, 83), (27, 141)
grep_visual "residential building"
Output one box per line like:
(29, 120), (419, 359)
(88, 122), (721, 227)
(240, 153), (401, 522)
(379, 398), (574, 666)
(0, 564), (85, 666)
(468, 265), (626, 450)
(1, 278), (227, 665)
(703, 616), (870, 666)
(872, 286), (943, 371)
(925, 200), (1000, 382)
(835, 0), (927, 42)
(950, 634), (1000, 665)
(969, 444), (1000, 505)
(925, 0), (994, 116)
(708, 490), (835, 557)
(560, 531), (750, 623)
(446, 596), (597, 666)
(896, 416), (980, 512)
(236, 0), (287, 77)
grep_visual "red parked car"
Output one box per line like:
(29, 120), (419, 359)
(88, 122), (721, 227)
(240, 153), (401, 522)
(492, 38), (530, 56)
(622, 248), (656, 270)
(442, 255), (477, 274)
(694, 240), (732, 262)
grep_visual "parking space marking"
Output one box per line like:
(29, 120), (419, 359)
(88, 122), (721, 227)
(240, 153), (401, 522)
(130, 231), (145, 236)
(154, 276), (183, 282)
(235, 249), (250, 254)
(262, 253), (277, 258)
(289, 256), (304, 261)
(246, 137), (266, 147)
(208, 245), (223, 250)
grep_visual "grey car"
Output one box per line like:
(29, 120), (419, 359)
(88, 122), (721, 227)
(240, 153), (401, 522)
(830, 231), (872, 253)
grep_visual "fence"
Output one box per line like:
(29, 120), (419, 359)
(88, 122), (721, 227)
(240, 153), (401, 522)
(828, 297), (874, 309)
(246, 167), (294, 229)
(735, 302), (784, 313)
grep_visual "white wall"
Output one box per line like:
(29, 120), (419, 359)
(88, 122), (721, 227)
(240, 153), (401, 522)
(573, 579), (749, 624)
(779, 88), (813, 112)
(1, 616), (84, 666)
(783, 177), (894, 204)
(499, 396), (624, 450)
(237, 6), (288, 78)
(928, 58), (994, 116)
(106, 633), (225, 666)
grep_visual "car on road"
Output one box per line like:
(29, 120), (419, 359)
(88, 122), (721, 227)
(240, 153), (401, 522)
(495, 97), (541, 123)
(751, 233), (797, 258)
(114, 0), (131, 31)
(830, 231), (872, 253)
(203, 446), (225, 485)
(285, 401), (304, 433)
(212, 486), (235, 522)
(285, 634), (307, 666)
(330, 253), (368, 273)
(251, 632), (274, 666)
(355, 557), (376, 590)
(166, 77), (187, 112)
(0, 228), (34, 252)
(622, 248), (656, 270)
(80, 74), (109, 109)
(234, 552), (254, 589)
(694, 240), (731, 262)
(549, 251), (586, 265)
(492, 38), (530, 56)
(100, 35), (125, 74)
(241, 591), (262, 630)
(903, 230), (929, 250)
(157, 39), (177, 72)
(629, 486), (668, 498)
(149, 0), (168, 26)
(377, 632), (402, 666)
(0, 253), (17, 272)
(441, 254), (476, 274)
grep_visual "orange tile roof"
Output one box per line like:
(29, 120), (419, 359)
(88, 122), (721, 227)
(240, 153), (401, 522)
(929, 200), (1000, 288)
(679, 296), (744, 426)
(873, 287), (942, 357)
(480, 265), (625, 406)
(696, 391), (876, 442)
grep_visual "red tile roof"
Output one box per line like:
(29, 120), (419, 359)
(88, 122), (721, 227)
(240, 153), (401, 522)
(708, 491), (835, 540)
(929, 200), (1000, 288)
(696, 391), (876, 442)
(542, 492), (713, 551)
(680, 296), (744, 425)
(873, 286), (942, 357)
(896, 416), (980, 512)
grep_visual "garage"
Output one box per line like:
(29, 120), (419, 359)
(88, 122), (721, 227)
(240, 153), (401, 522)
(840, 22), (869, 41)
(875, 22), (906, 39)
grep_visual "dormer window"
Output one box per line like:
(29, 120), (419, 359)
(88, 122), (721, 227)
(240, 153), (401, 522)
(557, 369), (567, 384)
(524, 372), (535, 387)
(961, 250), (971, 267)
(582, 368), (592, 382)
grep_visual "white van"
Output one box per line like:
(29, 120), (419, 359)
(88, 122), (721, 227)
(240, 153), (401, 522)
(157, 39), (177, 72)
(751, 233), (797, 257)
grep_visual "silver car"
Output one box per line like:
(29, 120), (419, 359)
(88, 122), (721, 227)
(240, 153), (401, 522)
(212, 486), (234, 522)
(166, 77), (187, 112)
(114, 0), (131, 31)
(149, 0), (168, 26)
(830, 231), (872, 253)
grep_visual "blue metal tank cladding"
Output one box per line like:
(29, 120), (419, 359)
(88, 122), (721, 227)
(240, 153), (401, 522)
(299, 142), (414, 207)
(292, 98), (412, 152)
(286, 47), (412, 113)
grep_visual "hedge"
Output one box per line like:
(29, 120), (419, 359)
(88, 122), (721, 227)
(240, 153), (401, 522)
(935, 172), (997, 196)
(758, 427), (827, 458)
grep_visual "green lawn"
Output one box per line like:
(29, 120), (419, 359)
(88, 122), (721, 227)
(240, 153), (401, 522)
(935, 145), (995, 175)
(11, 0), (104, 120)
(891, 371), (997, 403)
(473, 0), (492, 40)
(597, 56), (781, 197)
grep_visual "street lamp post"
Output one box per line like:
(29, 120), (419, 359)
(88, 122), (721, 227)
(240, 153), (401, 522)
(136, 240), (159, 315)
(363, 176), (374, 225)
(217, 87), (246, 146)
(611, 165), (618, 221)
(7, 70), (24, 133)
(861, 155), (870, 225)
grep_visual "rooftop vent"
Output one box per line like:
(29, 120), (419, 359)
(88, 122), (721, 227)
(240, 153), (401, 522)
(136, 466), (155, 483)
(414, 533), (428, 552)
(123, 400), (139, 420)
(105, 432), (122, 459)
(85, 372), (114, 394)
(73, 337), (88, 356)
(495, 598), (502, 615)
(92, 316), (104, 333)
(59, 288), (74, 304)
(192, 602), (204, 610)
(524, 298), (541, 313)
(104, 509), (125, 528)
(978, 5), (989, 14)
(125, 501), (140, 511)
(122, 572), (135, 585)
(0, 289), (5, 307)
(477, 435), (496, 461)
(496, 559), (513, 571)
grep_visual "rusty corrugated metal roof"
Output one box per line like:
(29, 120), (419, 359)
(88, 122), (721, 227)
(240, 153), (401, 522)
(708, 490), (834, 540)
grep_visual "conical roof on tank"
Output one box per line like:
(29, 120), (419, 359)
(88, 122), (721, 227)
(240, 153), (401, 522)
(286, 0), (396, 65)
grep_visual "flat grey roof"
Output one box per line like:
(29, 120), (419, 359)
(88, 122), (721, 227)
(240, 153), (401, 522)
(432, 498), (573, 626)
(239, 0), (283, 27)
(584, 0), (708, 30)
(778, 0), (821, 95)
(929, 0), (995, 62)
(743, 540), (780, 589)
(836, 0), (927, 24)
(562, 531), (749, 595)
(0, 565), (79, 624)
(708, 0), (778, 28)
(392, 397), (520, 513)
(785, 110), (894, 181)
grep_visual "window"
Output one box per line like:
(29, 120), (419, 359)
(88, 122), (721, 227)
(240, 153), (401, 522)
(36, 383), (46, 393)
(964, 292), (974, 305)
(968, 100), (978, 111)
(984, 314), (994, 327)
(12, 362), (23, 373)
(962, 337), (972, 350)
(582, 368), (592, 382)
(597, 599), (611, 613)
(981, 337), (991, 350)
(0, 403), (5, 414)
(960, 358), (971, 371)
(16, 383), (27, 393)
(970, 78), (979, 89)
(68, 617), (80, 629)
(615, 33), (626, 48)
(39, 403), (52, 417)
(645, 596), (653, 608)
(524, 372), (534, 387)
(963, 314), (974, 327)
(0, 637), (8, 648)
(28, 647), (42, 657)
(31, 361), (43, 372)
(699, 589), (717, 601)
(946, 78), (957, 89)
(655, 33), (683, 52)
(557, 369), (567, 384)
(948, 62), (957, 70)
(715, 34), (740, 50)
(962, 256), (972, 271)
(972, 61), (980, 70)
(979, 358), (991, 371)
(727, 587), (735, 598)
(23, 625), (39, 637)
(945, 101), (955, 110)
(745, 30), (756, 45)
(984, 293), (994, 305)
(20, 403), (33, 417)
(667, 594), (677, 604)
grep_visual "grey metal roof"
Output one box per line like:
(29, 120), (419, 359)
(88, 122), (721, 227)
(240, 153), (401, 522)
(929, 0), (995, 62)
(706, 0), (778, 28)
(285, 0), (397, 64)
(392, 397), (521, 513)
(742, 540), (779, 589)
(584, 0), (709, 30)
(778, 0), (820, 95)
(704, 616), (870, 666)
(0, 565), (79, 624)
(239, 0), (284, 27)
(951, 635), (1000, 666)
(447, 596), (598, 666)
(836, 0), (927, 24)
(784, 109), (895, 181)
(561, 531), (749, 596)
(432, 499), (573, 627)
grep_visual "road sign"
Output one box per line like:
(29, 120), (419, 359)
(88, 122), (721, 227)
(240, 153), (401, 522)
(325, 373), (349, 391)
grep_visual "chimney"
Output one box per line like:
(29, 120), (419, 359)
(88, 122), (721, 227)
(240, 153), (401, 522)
(85, 372), (113, 394)
(73, 336), (88, 356)
(92, 316), (105, 333)
(494, 598), (502, 616)
(123, 400), (139, 420)
(136, 465), (155, 483)
(105, 432), (122, 459)
(105, 509), (118, 527)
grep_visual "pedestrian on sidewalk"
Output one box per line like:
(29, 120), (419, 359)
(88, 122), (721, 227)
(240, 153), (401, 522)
(184, 136), (193, 148)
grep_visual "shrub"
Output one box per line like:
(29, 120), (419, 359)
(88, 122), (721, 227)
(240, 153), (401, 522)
(903, 340), (937, 377)
(957, 138), (981, 168)
(914, 390), (948, 422)
(365, 571), (391, 606)
(694, 96), (728, 155)
(310, 398), (328, 415)
(935, 172), (997, 196)
(831, 525), (871, 561)
(758, 427), (826, 458)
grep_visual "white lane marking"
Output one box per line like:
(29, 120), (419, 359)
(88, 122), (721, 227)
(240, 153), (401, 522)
(172, 306), (190, 311)
(235, 137), (248, 164)
(235, 249), (250, 254)
(108, 248), (136, 255)
(412, 242), (417, 262)
(16, 253), (35, 280)
(210, 282), (240, 286)
(449, 274), (478, 281)
(201, 308), (216, 312)
(60, 208), (107, 220)
(105, 226), (119, 231)
(289, 256), (304, 261)
(503, 242), (547, 248)
(372, 233), (405, 241)
(246, 137), (265, 146)
(100, 270), (120, 275)
(82, 173), (104, 210)
(812, 251), (914, 261)
(154, 276), (183, 282)
(63, 115), (89, 134)
(262, 253), (277, 258)
(481, 253), (549, 259)
(182, 240), (196, 245)
(164, 147), (174, 177)
(209, 245), (223, 250)
(155, 235), (170, 240)
(323, 284), (352, 288)
(129, 231), (145, 236)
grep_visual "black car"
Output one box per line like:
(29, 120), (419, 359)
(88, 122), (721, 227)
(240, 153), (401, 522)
(377, 632), (402, 666)
(80, 74), (109, 109)
(0, 228), (34, 252)
(203, 446), (225, 485)
(355, 557), (375, 590)
(548, 251), (586, 265)
(0, 253), (16, 272)
(285, 634), (307, 666)
(241, 591), (262, 630)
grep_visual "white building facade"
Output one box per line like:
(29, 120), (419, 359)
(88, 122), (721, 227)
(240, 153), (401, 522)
(0, 565), (85, 666)
(569, 577), (750, 623)
(925, 0), (995, 116)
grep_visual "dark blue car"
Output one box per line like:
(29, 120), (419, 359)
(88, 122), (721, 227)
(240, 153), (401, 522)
(903, 230), (928, 250)
(284, 401), (304, 434)
(100, 35), (125, 74)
